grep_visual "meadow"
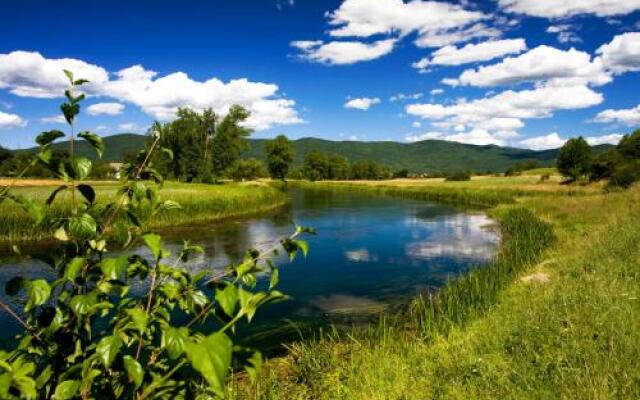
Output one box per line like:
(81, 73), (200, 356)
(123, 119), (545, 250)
(0, 180), (287, 242)
(230, 174), (640, 399)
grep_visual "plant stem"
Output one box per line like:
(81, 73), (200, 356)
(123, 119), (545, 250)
(0, 299), (42, 343)
(137, 360), (187, 400)
(70, 121), (77, 215)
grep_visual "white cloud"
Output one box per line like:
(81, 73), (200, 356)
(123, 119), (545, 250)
(344, 97), (381, 110)
(585, 133), (623, 145)
(446, 45), (611, 87)
(405, 131), (444, 142)
(389, 92), (422, 102)
(412, 39), (527, 71)
(292, 38), (396, 65)
(86, 102), (125, 116)
(0, 51), (302, 131)
(596, 32), (640, 74)
(327, 0), (486, 46)
(499, 0), (640, 18)
(430, 89), (444, 96)
(40, 115), (66, 124)
(414, 23), (501, 48)
(594, 104), (640, 125)
(406, 85), (603, 146)
(405, 129), (513, 146)
(0, 111), (26, 129)
(0, 51), (108, 98)
(518, 133), (566, 150)
(412, 121), (422, 128)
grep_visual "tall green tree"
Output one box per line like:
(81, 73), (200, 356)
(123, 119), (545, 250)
(302, 151), (331, 181)
(211, 105), (252, 177)
(328, 154), (350, 180)
(265, 135), (294, 181)
(556, 137), (593, 181)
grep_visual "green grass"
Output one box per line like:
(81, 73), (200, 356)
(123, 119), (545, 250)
(0, 181), (287, 242)
(230, 179), (640, 399)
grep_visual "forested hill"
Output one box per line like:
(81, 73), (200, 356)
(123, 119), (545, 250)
(14, 133), (613, 173)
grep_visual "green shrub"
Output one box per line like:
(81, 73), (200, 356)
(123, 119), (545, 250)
(226, 158), (268, 181)
(557, 137), (592, 181)
(445, 171), (471, 181)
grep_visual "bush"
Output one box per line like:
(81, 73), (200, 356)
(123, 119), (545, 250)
(609, 160), (640, 188)
(445, 171), (471, 181)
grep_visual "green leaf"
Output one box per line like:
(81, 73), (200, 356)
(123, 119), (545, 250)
(26, 279), (51, 311)
(126, 307), (148, 334)
(63, 69), (74, 84)
(78, 131), (104, 158)
(100, 256), (128, 281)
(96, 335), (123, 369)
(215, 284), (238, 317)
(60, 102), (80, 124)
(69, 293), (97, 316)
(161, 326), (189, 359)
(36, 130), (65, 146)
(185, 333), (232, 397)
(269, 267), (279, 290)
(142, 233), (164, 260)
(123, 356), (144, 389)
(46, 185), (68, 206)
(53, 226), (69, 242)
(245, 350), (263, 383)
(161, 147), (174, 160)
(5, 276), (24, 296)
(72, 157), (92, 181)
(77, 184), (95, 205)
(52, 380), (80, 400)
(64, 257), (86, 282)
(293, 240), (309, 258)
(68, 213), (97, 238)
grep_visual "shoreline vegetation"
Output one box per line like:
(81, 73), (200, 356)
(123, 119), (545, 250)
(0, 180), (288, 243)
(229, 177), (640, 399)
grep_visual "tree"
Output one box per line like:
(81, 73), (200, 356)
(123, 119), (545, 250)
(226, 158), (268, 181)
(302, 151), (331, 181)
(556, 137), (593, 181)
(328, 154), (350, 180)
(617, 128), (640, 159)
(265, 135), (294, 181)
(211, 105), (252, 177)
(350, 159), (379, 180)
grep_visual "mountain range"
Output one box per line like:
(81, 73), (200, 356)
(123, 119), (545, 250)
(14, 133), (613, 173)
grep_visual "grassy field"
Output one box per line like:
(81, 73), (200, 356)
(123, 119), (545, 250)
(0, 180), (288, 242)
(230, 176), (640, 399)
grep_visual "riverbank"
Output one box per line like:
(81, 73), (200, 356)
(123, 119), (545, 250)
(231, 177), (640, 399)
(0, 180), (288, 243)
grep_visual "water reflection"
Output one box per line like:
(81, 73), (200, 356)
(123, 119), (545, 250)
(0, 188), (500, 339)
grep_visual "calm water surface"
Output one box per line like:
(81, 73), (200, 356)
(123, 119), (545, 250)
(0, 188), (500, 340)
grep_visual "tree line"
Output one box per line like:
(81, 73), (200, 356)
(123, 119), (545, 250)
(556, 129), (640, 188)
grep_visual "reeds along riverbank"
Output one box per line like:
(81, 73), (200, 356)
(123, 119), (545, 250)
(0, 181), (288, 243)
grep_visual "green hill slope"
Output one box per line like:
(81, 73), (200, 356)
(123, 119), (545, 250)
(15, 133), (613, 173)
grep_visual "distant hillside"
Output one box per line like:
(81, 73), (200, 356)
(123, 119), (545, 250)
(15, 133), (614, 173)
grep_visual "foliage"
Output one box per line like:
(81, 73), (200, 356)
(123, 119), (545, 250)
(302, 151), (331, 182)
(617, 128), (640, 159)
(588, 130), (640, 188)
(265, 135), (293, 181)
(211, 106), (252, 178)
(0, 73), (310, 399)
(226, 159), (268, 181)
(556, 137), (593, 181)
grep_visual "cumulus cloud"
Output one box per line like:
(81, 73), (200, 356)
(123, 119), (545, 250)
(0, 51), (302, 131)
(406, 85), (603, 145)
(518, 133), (566, 150)
(86, 102), (125, 116)
(445, 45), (611, 87)
(596, 32), (640, 74)
(594, 104), (640, 125)
(327, 0), (486, 44)
(430, 89), (444, 96)
(0, 111), (26, 129)
(498, 0), (640, 18)
(344, 97), (381, 110)
(411, 121), (422, 128)
(0, 51), (108, 98)
(291, 38), (396, 65)
(585, 133), (623, 145)
(412, 38), (527, 71)
(118, 122), (142, 132)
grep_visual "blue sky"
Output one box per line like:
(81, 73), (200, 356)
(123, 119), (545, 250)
(1, 0), (640, 150)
